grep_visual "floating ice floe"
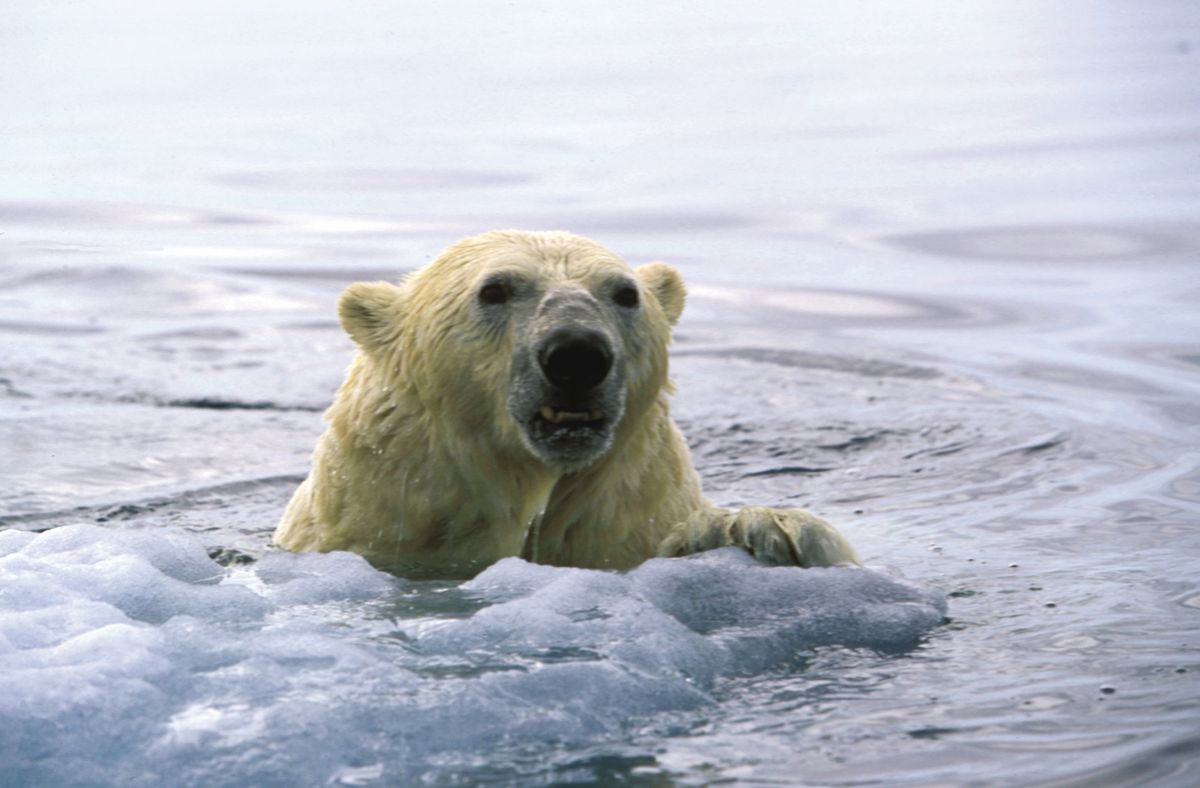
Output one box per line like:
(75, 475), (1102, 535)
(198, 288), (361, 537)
(0, 524), (945, 786)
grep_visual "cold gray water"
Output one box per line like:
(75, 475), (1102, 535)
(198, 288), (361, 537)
(2, 2), (1199, 785)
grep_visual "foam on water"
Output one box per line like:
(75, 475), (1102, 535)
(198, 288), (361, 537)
(0, 525), (943, 786)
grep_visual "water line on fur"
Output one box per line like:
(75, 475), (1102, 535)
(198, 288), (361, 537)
(521, 510), (545, 564)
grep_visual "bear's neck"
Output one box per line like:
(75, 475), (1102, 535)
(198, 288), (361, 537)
(319, 358), (557, 574)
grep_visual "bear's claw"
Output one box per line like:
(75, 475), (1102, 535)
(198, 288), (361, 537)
(659, 505), (859, 568)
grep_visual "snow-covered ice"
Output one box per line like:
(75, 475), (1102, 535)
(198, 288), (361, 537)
(0, 525), (944, 785)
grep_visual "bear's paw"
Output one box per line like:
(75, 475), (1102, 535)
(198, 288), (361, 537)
(659, 506), (859, 568)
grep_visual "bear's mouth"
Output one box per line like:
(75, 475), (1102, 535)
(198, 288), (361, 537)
(518, 402), (615, 470)
(530, 404), (609, 438)
(538, 406), (604, 425)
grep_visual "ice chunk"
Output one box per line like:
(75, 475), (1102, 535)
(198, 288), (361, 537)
(0, 528), (36, 556)
(21, 523), (223, 584)
(251, 549), (398, 605)
(0, 527), (946, 785)
(631, 548), (948, 654)
(2, 525), (269, 625)
(432, 547), (946, 693)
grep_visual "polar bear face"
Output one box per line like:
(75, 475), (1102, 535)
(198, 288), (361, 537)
(336, 231), (686, 474)
(498, 267), (632, 470)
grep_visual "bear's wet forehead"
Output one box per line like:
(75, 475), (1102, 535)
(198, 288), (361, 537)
(488, 257), (632, 288)
(446, 232), (630, 278)
(478, 251), (629, 282)
(425, 252), (633, 300)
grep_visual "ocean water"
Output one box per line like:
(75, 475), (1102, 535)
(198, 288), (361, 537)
(2, 1), (1199, 785)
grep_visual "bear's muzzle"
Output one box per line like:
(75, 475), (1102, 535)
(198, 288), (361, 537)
(508, 288), (627, 472)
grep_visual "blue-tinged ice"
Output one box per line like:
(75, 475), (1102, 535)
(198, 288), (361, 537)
(0, 526), (945, 786)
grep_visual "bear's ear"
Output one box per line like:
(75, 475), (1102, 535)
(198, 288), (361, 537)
(635, 262), (686, 326)
(338, 281), (403, 353)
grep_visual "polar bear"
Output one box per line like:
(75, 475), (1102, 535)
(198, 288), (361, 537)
(274, 230), (858, 577)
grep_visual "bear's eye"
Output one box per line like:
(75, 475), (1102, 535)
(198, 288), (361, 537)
(613, 285), (639, 309)
(478, 281), (511, 306)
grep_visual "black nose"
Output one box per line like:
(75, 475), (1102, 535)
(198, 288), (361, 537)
(538, 328), (613, 393)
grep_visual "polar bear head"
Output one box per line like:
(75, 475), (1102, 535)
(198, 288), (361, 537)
(336, 230), (686, 474)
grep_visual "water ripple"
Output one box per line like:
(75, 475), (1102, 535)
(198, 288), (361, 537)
(880, 223), (1200, 263)
(215, 168), (537, 191)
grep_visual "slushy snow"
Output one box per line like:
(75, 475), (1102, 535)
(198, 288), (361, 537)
(0, 525), (945, 786)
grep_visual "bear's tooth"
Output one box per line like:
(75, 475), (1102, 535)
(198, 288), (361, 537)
(539, 407), (599, 424)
